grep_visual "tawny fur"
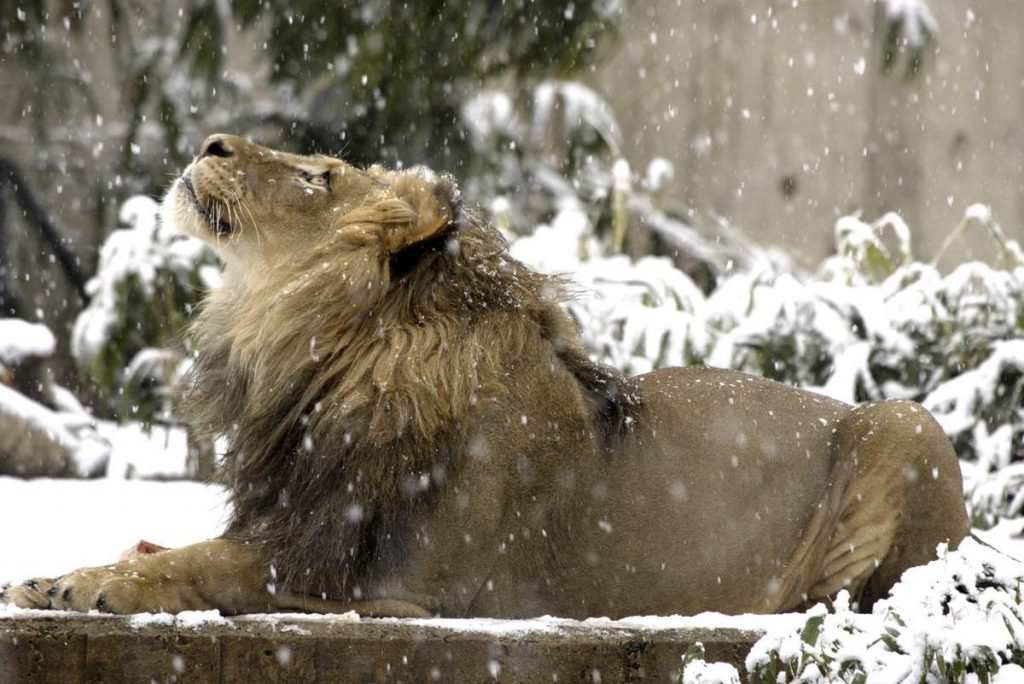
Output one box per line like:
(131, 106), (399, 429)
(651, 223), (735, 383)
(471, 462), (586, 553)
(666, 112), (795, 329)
(1, 135), (968, 618)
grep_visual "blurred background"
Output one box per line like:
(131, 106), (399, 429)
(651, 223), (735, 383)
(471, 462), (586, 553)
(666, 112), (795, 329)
(1, 0), (1023, 530)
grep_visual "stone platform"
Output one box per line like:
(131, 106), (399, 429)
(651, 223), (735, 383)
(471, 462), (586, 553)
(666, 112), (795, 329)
(0, 610), (778, 682)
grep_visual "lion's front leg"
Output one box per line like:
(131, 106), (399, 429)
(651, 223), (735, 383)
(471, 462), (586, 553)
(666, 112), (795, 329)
(1, 539), (273, 615)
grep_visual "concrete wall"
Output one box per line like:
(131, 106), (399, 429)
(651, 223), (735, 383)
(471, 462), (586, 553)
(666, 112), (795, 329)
(1, 613), (762, 682)
(586, 0), (1024, 267)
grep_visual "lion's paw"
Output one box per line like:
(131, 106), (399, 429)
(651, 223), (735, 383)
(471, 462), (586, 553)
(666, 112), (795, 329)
(1, 567), (133, 612)
(0, 577), (57, 609)
(48, 565), (200, 614)
(45, 566), (129, 612)
(3, 565), (198, 614)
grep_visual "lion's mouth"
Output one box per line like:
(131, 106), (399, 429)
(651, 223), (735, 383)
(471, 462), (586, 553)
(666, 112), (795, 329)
(182, 176), (233, 236)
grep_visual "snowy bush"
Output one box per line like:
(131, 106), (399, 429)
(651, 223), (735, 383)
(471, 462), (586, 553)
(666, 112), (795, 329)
(510, 206), (709, 375)
(462, 80), (621, 211)
(746, 539), (1024, 683)
(712, 212), (1024, 528)
(72, 196), (218, 426)
(880, 0), (938, 75)
(0, 318), (56, 369)
(680, 643), (741, 684)
(0, 318), (109, 478)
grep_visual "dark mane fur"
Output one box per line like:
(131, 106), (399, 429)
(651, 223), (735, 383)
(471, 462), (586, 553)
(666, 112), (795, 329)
(183, 205), (635, 598)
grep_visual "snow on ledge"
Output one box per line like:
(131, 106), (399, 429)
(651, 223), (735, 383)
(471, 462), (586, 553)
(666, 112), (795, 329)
(404, 612), (805, 638)
(128, 609), (231, 629)
(1, 602), (791, 637)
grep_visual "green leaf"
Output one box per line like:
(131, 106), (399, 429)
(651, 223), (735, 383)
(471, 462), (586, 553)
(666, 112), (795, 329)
(801, 614), (825, 646)
(879, 633), (902, 654)
(680, 642), (705, 671)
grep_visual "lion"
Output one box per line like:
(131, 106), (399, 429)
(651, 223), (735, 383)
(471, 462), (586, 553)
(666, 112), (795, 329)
(1, 135), (968, 618)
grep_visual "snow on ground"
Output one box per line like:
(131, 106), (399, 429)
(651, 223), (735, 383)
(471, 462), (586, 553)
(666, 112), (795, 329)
(0, 477), (226, 585)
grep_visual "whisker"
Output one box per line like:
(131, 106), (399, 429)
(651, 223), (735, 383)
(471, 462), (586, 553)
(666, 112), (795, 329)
(228, 191), (263, 251)
(225, 193), (242, 240)
(227, 200), (241, 241)
(213, 203), (224, 251)
(239, 200), (263, 250)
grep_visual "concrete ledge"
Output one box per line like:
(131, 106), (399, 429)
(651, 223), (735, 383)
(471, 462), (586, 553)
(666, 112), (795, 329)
(0, 611), (773, 682)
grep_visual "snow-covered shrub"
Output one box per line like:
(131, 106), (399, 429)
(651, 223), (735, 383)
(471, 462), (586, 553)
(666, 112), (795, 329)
(0, 318), (57, 404)
(705, 271), (852, 390)
(880, 0), (938, 75)
(462, 80), (621, 223)
(0, 318), (56, 368)
(969, 464), (1024, 530)
(924, 341), (1024, 464)
(0, 380), (109, 479)
(925, 340), (1024, 528)
(72, 196), (218, 425)
(679, 643), (741, 684)
(0, 319), (109, 478)
(824, 215), (1024, 526)
(510, 206), (709, 375)
(705, 209), (1024, 528)
(746, 539), (1024, 683)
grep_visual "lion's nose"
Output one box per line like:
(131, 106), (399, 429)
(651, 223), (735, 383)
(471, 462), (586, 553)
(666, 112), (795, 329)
(197, 135), (234, 160)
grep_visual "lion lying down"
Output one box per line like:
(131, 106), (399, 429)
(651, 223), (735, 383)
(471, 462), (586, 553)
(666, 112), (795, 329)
(2, 135), (968, 618)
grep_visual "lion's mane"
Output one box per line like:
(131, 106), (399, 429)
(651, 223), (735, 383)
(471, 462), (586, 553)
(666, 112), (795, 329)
(184, 198), (632, 598)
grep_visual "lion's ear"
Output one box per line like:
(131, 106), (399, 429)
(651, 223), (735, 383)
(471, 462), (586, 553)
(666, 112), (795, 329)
(381, 173), (457, 253)
(335, 173), (458, 254)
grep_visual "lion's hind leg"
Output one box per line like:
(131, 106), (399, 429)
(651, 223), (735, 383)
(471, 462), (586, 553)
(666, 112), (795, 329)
(808, 401), (969, 610)
(754, 457), (900, 613)
(808, 488), (902, 603)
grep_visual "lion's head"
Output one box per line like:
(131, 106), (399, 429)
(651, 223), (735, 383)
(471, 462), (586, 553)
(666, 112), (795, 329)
(163, 134), (457, 273)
